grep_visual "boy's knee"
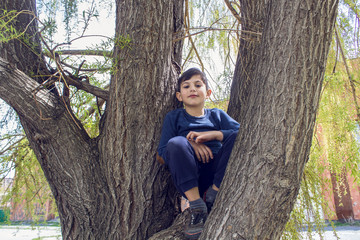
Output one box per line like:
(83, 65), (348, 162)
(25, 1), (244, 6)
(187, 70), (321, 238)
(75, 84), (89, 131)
(166, 136), (188, 152)
(166, 136), (195, 167)
(229, 130), (238, 139)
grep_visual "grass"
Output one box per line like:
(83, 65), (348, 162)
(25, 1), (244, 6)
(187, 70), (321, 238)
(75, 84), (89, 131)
(331, 220), (360, 227)
(32, 235), (62, 240)
(0, 220), (60, 227)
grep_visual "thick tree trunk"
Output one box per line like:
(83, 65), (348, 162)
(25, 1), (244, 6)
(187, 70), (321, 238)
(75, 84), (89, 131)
(1, 0), (184, 239)
(202, 1), (339, 239)
(97, 1), (183, 238)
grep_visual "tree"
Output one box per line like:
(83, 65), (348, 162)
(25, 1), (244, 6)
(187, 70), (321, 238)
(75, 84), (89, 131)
(0, 1), (339, 240)
(204, 0), (339, 239)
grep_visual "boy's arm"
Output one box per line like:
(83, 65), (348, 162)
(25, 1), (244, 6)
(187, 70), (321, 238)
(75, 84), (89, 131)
(188, 141), (213, 163)
(186, 131), (223, 143)
(157, 112), (177, 163)
(217, 109), (240, 141)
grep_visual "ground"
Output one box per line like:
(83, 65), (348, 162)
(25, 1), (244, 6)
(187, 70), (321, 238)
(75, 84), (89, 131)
(0, 224), (359, 239)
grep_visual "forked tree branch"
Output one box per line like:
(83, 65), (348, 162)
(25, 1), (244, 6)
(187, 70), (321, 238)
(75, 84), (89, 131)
(148, 210), (190, 240)
(42, 51), (110, 100)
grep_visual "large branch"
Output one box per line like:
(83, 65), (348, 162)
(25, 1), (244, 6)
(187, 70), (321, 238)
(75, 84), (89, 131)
(47, 53), (110, 100)
(0, 56), (111, 237)
(0, 57), (61, 124)
(64, 75), (109, 101)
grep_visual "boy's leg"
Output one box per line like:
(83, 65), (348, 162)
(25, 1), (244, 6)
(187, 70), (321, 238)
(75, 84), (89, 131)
(166, 136), (199, 197)
(206, 131), (238, 211)
(212, 130), (238, 188)
(184, 187), (201, 201)
(197, 161), (214, 198)
(165, 136), (207, 239)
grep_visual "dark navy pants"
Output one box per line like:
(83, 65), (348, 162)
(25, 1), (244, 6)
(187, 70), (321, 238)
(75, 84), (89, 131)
(165, 131), (238, 198)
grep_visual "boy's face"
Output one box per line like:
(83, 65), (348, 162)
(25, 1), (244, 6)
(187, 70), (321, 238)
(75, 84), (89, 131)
(176, 74), (211, 108)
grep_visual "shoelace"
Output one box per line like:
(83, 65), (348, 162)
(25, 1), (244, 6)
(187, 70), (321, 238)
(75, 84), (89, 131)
(190, 212), (204, 225)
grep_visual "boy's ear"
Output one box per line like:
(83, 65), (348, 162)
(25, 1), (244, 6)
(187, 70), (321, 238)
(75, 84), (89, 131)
(176, 92), (183, 102)
(206, 89), (212, 98)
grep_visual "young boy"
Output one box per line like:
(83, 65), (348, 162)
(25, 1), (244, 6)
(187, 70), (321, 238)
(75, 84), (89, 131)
(157, 68), (239, 239)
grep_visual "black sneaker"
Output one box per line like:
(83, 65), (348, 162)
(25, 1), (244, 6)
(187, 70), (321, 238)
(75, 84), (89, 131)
(204, 190), (215, 213)
(204, 187), (218, 213)
(205, 200), (214, 213)
(184, 209), (208, 239)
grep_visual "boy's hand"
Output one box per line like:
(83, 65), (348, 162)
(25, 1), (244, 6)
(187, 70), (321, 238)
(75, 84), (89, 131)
(188, 141), (213, 163)
(186, 131), (224, 143)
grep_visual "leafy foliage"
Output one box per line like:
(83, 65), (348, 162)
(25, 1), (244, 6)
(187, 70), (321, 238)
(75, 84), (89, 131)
(282, 7), (360, 237)
(182, 0), (239, 101)
(338, 0), (360, 58)
(1, 138), (57, 222)
(0, 9), (30, 43)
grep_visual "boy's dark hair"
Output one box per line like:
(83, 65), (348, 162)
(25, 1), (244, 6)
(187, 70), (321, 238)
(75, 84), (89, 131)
(177, 68), (209, 91)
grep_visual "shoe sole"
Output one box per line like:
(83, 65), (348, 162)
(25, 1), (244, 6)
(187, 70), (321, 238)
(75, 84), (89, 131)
(184, 231), (202, 239)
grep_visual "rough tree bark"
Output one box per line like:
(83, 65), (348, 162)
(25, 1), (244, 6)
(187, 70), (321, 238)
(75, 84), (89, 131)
(201, 0), (339, 239)
(0, 0), (42, 74)
(96, 0), (183, 238)
(1, 0), (184, 239)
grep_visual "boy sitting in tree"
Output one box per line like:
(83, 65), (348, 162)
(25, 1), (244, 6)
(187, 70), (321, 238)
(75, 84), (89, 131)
(157, 68), (239, 239)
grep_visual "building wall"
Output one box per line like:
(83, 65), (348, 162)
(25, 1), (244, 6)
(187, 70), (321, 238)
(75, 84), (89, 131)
(348, 174), (360, 220)
(10, 198), (55, 221)
(323, 169), (360, 221)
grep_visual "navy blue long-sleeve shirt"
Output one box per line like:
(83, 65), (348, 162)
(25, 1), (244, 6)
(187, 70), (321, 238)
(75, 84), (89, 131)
(157, 108), (240, 162)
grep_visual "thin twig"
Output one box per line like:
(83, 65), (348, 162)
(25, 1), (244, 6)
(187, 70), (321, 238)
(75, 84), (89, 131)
(335, 26), (360, 124)
(224, 0), (242, 24)
(59, 60), (111, 72)
(183, 0), (204, 70)
(173, 26), (261, 42)
(51, 34), (112, 53)
(0, 136), (26, 155)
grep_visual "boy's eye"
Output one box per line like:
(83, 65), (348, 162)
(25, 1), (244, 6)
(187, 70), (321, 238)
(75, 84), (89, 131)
(183, 85), (189, 88)
(196, 84), (202, 87)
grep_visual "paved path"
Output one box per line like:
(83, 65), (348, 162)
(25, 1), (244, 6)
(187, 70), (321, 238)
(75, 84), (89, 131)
(0, 225), (359, 239)
(0, 225), (61, 240)
(302, 226), (360, 240)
